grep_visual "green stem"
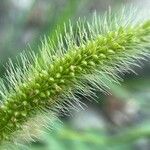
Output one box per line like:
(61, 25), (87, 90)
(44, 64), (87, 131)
(59, 123), (150, 146)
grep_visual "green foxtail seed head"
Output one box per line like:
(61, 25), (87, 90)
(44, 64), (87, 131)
(0, 7), (150, 144)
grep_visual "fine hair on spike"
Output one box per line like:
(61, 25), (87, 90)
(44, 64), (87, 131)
(0, 6), (150, 146)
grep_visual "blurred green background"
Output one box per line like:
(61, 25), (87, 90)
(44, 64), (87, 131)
(0, 0), (150, 150)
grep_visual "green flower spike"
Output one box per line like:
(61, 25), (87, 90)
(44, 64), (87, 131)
(0, 8), (150, 144)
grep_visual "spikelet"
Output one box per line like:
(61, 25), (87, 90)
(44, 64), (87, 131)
(0, 7), (150, 144)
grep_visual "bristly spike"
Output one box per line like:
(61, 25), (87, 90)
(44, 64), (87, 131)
(0, 7), (150, 144)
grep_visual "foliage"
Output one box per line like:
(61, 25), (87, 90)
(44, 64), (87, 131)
(4, 120), (149, 150)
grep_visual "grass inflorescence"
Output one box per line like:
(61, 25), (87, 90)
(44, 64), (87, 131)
(0, 8), (150, 143)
